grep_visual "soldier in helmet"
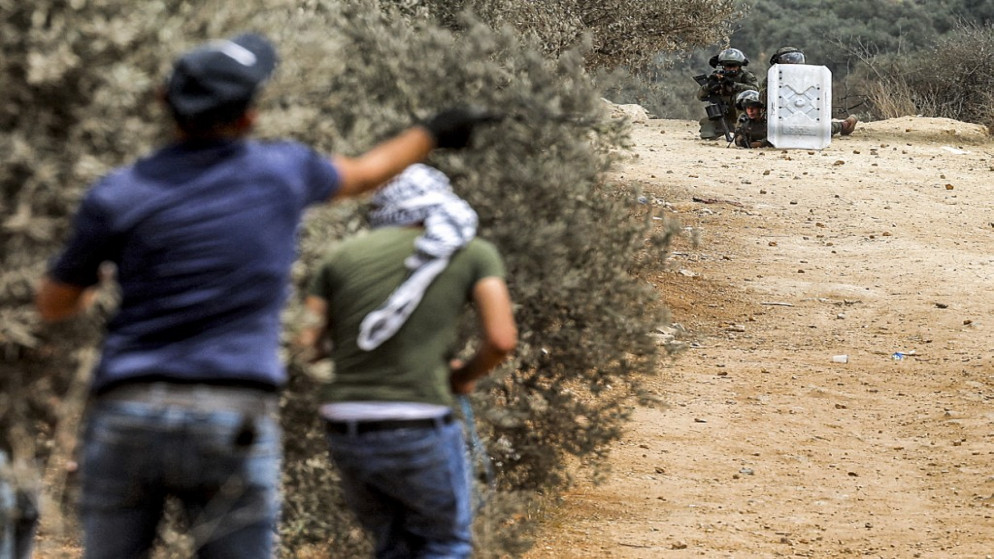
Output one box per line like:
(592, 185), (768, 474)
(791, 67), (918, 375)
(696, 47), (760, 140)
(770, 46), (806, 66)
(762, 46), (858, 136)
(759, 46), (806, 104)
(732, 90), (771, 148)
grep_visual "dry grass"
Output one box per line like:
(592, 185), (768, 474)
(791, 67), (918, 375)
(862, 77), (917, 120)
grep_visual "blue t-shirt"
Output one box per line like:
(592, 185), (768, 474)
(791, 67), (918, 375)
(49, 138), (339, 393)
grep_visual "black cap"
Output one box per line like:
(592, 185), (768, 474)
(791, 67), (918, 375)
(165, 33), (277, 119)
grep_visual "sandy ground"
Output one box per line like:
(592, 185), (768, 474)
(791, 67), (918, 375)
(522, 116), (994, 558)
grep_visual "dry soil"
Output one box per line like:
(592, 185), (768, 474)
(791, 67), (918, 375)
(522, 115), (994, 559)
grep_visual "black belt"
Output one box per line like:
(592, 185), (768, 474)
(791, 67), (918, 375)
(324, 413), (454, 435)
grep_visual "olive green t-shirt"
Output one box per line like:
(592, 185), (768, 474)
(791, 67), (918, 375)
(308, 227), (505, 407)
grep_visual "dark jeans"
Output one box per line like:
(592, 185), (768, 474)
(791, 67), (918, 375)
(80, 384), (281, 559)
(326, 419), (472, 559)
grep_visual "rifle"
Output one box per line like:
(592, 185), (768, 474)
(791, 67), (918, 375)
(731, 114), (749, 149)
(693, 72), (734, 143)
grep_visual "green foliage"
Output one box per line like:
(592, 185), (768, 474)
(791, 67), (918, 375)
(731, 0), (994, 77)
(2, 0), (673, 556)
(0, 0), (198, 485)
(637, 0), (994, 120)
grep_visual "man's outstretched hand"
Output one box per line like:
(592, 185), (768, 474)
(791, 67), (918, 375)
(423, 107), (504, 149)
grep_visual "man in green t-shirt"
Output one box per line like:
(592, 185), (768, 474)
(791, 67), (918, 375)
(300, 164), (517, 558)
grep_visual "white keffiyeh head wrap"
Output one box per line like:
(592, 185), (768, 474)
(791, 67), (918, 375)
(357, 164), (478, 351)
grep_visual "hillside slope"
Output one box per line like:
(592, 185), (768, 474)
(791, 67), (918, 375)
(523, 116), (994, 558)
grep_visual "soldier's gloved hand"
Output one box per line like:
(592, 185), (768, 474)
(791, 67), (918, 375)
(423, 107), (503, 149)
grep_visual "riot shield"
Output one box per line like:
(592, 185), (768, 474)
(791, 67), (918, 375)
(767, 64), (832, 149)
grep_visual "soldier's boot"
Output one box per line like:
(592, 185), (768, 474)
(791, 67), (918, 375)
(699, 118), (721, 140)
(840, 115), (858, 136)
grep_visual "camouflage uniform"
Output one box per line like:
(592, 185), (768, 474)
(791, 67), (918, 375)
(698, 68), (760, 140)
(734, 113), (771, 148)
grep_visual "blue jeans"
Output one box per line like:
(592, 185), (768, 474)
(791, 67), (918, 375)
(0, 450), (38, 559)
(80, 387), (281, 559)
(326, 419), (472, 559)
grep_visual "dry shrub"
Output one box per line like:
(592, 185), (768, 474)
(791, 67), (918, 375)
(850, 21), (994, 132)
(862, 76), (918, 120)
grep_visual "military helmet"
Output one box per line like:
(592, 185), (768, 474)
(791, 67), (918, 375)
(770, 47), (805, 65)
(717, 48), (749, 67)
(735, 90), (762, 110)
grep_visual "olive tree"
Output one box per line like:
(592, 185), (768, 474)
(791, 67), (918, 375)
(393, 0), (738, 70)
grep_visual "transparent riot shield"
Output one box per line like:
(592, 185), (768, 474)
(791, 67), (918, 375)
(767, 64), (832, 149)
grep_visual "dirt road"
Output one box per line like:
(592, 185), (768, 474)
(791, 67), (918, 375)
(522, 116), (994, 558)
